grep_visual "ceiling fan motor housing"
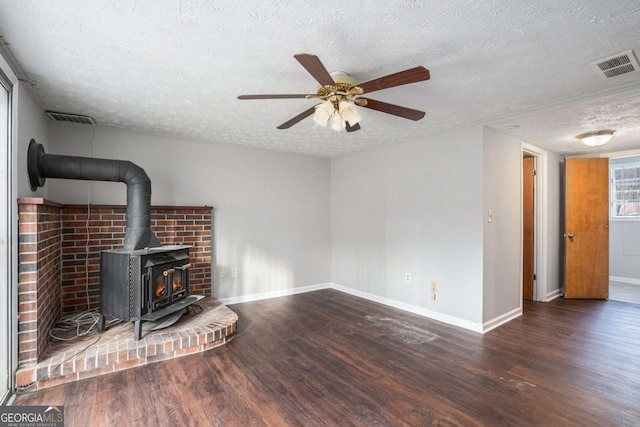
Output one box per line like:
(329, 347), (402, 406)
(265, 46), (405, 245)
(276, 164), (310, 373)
(318, 71), (363, 108)
(328, 71), (356, 85)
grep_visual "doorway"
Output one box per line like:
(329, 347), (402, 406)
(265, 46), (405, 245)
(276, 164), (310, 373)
(523, 155), (534, 300)
(521, 142), (549, 303)
(608, 156), (640, 304)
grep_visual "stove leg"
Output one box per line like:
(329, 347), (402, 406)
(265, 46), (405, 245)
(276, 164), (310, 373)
(134, 320), (143, 341)
(97, 313), (106, 333)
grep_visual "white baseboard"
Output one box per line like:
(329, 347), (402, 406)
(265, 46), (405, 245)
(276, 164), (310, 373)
(330, 283), (484, 333)
(610, 276), (640, 286)
(545, 288), (562, 301)
(217, 283), (332, 305)
(482, 307), (521, 333)
(218, 282), (533, 334)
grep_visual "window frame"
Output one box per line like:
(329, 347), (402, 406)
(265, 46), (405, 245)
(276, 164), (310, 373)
(0, 65), (12, 403)
(610, 160), (640, 221)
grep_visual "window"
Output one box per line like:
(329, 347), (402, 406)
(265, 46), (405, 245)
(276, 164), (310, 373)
(610, 161), (640, 219)
(0, 67), (10, 402)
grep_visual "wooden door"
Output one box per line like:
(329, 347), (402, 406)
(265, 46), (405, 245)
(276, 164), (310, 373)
(564, 158), (609, 298)
(523, 156), (534, 300)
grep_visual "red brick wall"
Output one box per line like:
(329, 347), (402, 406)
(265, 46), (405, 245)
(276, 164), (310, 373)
(17, 199), (63, 367)
(59, 205), (123, 313)
(61, 205), (213, 312)
(151, 207), (212, 296)
(17, 198), (213, 367)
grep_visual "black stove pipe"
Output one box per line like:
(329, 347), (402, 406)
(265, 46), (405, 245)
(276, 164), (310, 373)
(27, 139), (160, 251)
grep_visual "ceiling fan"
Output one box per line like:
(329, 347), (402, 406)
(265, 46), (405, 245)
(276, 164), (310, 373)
(238, 54), (431, 132)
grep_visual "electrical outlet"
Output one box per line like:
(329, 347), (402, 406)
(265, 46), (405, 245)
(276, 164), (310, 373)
(219, 268), (225, 278)
(404, 273), (411, 283)
(231, 267), (238, 278)
(431, 292), (437, 301)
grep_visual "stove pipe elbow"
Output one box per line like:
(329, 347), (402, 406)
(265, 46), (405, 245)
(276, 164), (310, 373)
(27, 139), (160, 251)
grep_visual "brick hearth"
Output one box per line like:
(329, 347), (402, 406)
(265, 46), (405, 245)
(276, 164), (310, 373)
(16, 297), (237, 390)
(16, 198), (230, 389)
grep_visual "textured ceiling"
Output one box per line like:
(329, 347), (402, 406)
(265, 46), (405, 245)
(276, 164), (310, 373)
(1, 0), (640, 157)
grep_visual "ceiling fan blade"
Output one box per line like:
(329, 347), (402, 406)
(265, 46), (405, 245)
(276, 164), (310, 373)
(346, 122), (361, 132)
(359, 98), (425, 121)
(238, 94), (313, 100)
(294, 53), (335, 86)
(357, 66), (430, 94)
(277, 105), (318, 129)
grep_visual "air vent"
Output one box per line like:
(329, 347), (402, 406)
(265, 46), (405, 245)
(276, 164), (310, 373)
(591, 50), (640, 79)
(45, 111), (96, 125)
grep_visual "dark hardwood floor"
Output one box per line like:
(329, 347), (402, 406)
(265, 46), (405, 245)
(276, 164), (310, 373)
(12, 289), (640, 426)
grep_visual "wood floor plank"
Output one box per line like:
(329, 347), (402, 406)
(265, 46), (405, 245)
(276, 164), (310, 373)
(11, 289), (640, 425)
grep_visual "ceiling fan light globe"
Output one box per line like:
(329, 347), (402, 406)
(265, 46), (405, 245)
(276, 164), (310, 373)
(339, 101), (361, 125)
(313, 116), (328, 127)
(313, 102), (332, 126)
(318, 100), (334, 111)
(330, 113), (345, 131)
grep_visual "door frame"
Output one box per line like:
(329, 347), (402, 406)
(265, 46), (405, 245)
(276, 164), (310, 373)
(522, 142), (548, 302)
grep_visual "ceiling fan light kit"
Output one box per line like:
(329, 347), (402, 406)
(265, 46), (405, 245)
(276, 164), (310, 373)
(313, 99), (362, 131)
(238, 53), (430, 132)
(576, 130), (616, 147)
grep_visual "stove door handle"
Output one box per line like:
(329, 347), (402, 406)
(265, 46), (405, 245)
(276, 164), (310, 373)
(162, 268), (176, 277)
(178, 263), (193, 270)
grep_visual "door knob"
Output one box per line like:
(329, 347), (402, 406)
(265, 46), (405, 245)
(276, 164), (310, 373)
(564, 233), (575, 239)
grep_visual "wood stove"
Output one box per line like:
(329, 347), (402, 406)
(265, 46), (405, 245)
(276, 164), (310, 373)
(27, 140), (204, 340)
(98, 245), (203, 340)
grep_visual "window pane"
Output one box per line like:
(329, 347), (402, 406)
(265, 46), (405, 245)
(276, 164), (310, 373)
(611, 163), (640, 218)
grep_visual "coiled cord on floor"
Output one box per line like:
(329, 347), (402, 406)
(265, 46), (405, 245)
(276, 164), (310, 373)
(49, 310), (121, 341)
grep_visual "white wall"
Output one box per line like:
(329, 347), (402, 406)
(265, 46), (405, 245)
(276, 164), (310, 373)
(47, 123), (332, 299)
(610, 221), (640, 280)
(16, 82), (49, 198)
(482, 128), (521, 322)
(331, 126), (485, 327)
(546, 150), (564, 295)
(609, 156), (640, 281)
